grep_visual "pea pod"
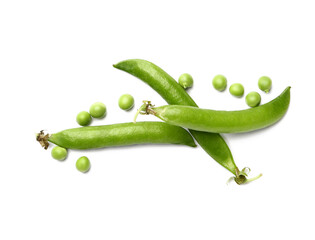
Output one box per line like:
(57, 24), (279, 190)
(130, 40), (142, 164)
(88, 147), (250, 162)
(37, 122), (196, 149)
(114, 59), (250, 183)
(140, 87), (291, 133)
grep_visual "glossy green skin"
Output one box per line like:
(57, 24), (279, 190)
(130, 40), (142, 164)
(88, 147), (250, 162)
(258, 76), (272, 93)
(90, 102), (106, 118)
(76, 156), (91, 173)
(51, 146), (67, 161)
(178, 73), (193, 89)
(153, 87), (290, 133)
(229, 83), (244, 97)
(212, 75), (227, 91)
(114, 59), (237, 174)
(246, 91), (261, 108)
(48, 121), (196, 149)
(76, 111), (92, 126)
(118, 94), (134, 110)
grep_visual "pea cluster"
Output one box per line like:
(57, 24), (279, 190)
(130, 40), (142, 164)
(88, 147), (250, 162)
(212, 75), (272, 108)
(177, 72), (272, 108)
(51, 94), (135, 173)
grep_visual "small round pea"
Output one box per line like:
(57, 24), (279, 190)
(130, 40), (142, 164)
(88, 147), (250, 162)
(51, 146), (67, 161)
(118, 94), (134, 110)
(212, 75), (227, 91)
(76, 156), (91, 173)
(245, 91), (261, 107)
(89, 102), (106, 118)
(258, 76), (272, 93)
(229, 83), (244, 97)
(178, 73), (193, 89)
(76, 111), (92, 126)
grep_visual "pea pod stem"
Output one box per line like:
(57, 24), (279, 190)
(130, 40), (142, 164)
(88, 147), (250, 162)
(227, 168), (263, 185)
(234, 168), (262, 185)
(36, 130), (50, 149)
(134, 101), (157, 123)
(133, 101), (155, 123)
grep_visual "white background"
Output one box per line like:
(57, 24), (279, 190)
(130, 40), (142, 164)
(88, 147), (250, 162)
(1, 0), (314, 239)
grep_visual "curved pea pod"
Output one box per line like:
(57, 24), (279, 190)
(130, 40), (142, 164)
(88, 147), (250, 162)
(145, 87), (291, 133)
(113, 59), (240, 179)
(36, 122), (196, 149)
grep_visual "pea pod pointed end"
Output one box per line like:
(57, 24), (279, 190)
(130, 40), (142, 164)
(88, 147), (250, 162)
(36, 130), (51, 150)
(113, 59), (141, 72)
(227, 167), (262, 185)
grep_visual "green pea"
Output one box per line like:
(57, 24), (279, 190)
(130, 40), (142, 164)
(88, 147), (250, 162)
(51, 146), (67, 161)
(245, 91), (261, 108)
(76, 111), (91, 126)
(258, 76), (272, 93)
(229, 83), (244, 97)
(212, 75), (227, 91)
(118, 94), (134, 110)
(178, 73), (193, 89)
(89, 102), (106, 118)
(76, 156), (91, 173)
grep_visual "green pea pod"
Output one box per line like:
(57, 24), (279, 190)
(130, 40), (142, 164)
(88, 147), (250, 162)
(141, 87), (290, 133)
(114, 59), (249, 183)
(37, 122), (196, 149)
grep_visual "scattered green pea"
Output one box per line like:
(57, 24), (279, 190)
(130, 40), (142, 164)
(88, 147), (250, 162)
(178, 73), (193, 89)
(89, 102), (106, 118)
(212, 75), (227, 91)
(118, 94), (134, 110)
(51, 146), (67, 161)
(76, 156), (91, 173)
(76, 111), (91, 126)
(258, 76), (272, 93)
(245, 91), (261, 107)
(229, 83), (244, 97)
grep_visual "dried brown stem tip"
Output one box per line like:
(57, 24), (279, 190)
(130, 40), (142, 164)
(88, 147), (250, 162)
(36, 130), (50, 149)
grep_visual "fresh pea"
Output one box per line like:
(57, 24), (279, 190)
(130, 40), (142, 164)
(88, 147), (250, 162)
(90, 102), (106, 118)
(37, 122), (196, 150)
(212, 75), (227, 91)
(258, 76), (272, 93)
(51, 146), (67, 161)
(178, 73), (193, 89)
(118, 94), (134, 110)
(76, 156), (91, 173)
(141, 87), (290, 134)
(76, 111), (91, 126)
(229, 83), (244, 97)
(246, 92), (261, 108)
